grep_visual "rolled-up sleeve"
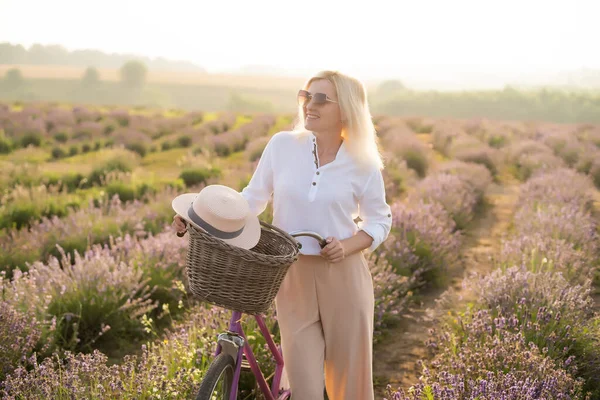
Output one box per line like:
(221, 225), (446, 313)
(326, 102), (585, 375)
(240, 136), (275, 216)
(357, 168), (392, 252)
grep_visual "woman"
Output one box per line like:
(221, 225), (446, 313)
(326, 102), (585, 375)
(174, 70), (392, 400)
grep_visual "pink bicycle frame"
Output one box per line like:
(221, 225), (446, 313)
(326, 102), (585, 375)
(214, 310), (290, 400)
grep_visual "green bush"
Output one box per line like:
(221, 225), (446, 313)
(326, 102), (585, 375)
(455, 148), (498, 176)
(51, 146), (67, 159)
(179, 167), (221, 187)
(103, 124), (116, 135)
(44, 172), (86, 191)
(488, 134), (507, 148)
(152, 128), (172, 139)
(139, 182), (159, 198)
(214, 142), (230, 157)
(62, 173), (86, 191)
(166, 179), (185, 192)
(0, 249), (37, 277)
(161, 141), (172, 151)
(116, 115), (130, 127)
(0, 197), (75, 231)
(69, 145), (79, 157)
(402, 149), (428, 178)
(19, 132), (42, 148)
(0, 135), (13, 154)
(45, 278), (150, 355)
(81, 143), (91, 153)
(0, 202), (38, 230)
(88, 157), (135, 185)
(105, 181), (137, 202)
(43, 235), (89, 266)
(72, 130), (92, 141)
(53, 132), (69, 143)
(140, 259), (188, 327)
(407, 119), (433, 134)
(590, 161), (600, 189)
(125, 142), (147, 157)
(177, 135), (192, 148)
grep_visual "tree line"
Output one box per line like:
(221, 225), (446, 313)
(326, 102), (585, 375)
(0, 42), (205, 72)
(2, 61), (149, 90)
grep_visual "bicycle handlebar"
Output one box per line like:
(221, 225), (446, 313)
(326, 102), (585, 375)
(176, 219), (328, 249)
(289, 230), (328, 249)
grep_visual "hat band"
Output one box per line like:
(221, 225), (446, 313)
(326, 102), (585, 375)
(187, 206), (244, 239)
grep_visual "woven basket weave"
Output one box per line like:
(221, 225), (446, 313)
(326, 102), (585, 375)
(185, 220), (300, 314)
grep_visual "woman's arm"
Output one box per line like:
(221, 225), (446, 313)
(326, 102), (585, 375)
(321, 231), (373, 263)
(321, 167), (392, 263)
(341, 230), (374, 255)
(239, 136), (276, 216)
(356, 167), (392, 252)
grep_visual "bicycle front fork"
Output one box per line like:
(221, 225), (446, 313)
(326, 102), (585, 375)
(214, 312), (288, 400)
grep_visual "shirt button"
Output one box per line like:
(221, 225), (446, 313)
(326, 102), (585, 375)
(316, 171), (320, 175)
(312, 182), (316, 186)
(387, 214), (391, 217)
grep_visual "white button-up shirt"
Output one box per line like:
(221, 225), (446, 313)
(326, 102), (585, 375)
(240, 131), (392, 255)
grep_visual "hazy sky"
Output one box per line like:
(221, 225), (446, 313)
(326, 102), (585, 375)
(1, 0), (599, 84)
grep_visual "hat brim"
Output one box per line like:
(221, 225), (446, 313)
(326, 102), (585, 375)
(172, 193), (261, 250)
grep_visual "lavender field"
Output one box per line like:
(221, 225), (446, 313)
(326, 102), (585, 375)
(0, 101), (599, 399)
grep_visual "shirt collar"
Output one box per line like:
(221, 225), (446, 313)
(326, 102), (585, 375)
(308, 132), (347, 164)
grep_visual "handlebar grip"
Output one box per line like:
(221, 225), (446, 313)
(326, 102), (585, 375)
(176, 219), (188, 237)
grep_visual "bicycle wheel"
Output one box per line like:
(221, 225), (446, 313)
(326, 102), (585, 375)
(196, 354), (235, 400)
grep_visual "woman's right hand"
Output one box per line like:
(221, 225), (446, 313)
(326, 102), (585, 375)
(172, 215), (187, 236)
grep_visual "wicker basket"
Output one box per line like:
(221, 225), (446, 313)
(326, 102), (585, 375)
(185, 220), (301, 314)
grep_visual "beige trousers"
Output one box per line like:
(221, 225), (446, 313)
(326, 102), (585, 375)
(275, 252), (375, 400)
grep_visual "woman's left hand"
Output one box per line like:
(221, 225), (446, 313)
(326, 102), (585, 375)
(320, 237), (346, 263)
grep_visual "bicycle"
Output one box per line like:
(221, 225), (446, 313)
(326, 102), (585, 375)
(180, 220), (327, 400)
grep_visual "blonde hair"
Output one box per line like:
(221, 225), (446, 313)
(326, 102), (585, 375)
(292, 70), (384, 170)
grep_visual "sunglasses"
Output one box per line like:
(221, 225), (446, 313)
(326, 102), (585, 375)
(297, 90), (338, 106)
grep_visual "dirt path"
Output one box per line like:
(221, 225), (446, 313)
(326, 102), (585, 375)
(373, 174), (521, 397)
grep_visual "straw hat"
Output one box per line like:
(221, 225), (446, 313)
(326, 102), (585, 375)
(172, 185), (260, 249)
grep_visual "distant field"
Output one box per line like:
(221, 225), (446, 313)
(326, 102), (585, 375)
(0, 64), (308, 90)
(2, 64), (600, 122)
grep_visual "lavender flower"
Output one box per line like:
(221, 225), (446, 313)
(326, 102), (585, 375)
(0, 302), (41, 381)
(370, 255), (417, 338)
(408, 173), (478, 229)
(518, 168), (595, 212)
(390, 308), (587, 400)
(435, 160), (492, 201)
(500, 234), (592, 281)
(0, 305), (230, 399)
(382, 200), (461, 282)
(513, 203), (597, 256)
